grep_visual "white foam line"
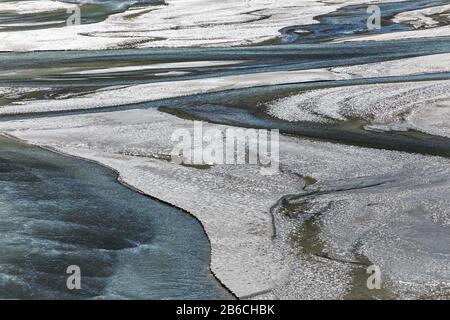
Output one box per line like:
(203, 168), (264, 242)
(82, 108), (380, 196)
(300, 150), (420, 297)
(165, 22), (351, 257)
(67, 60), (247, 75)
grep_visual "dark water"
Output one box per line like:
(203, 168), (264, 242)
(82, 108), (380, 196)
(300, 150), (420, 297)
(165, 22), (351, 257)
(2, 36), (450, 159)
(0, 0), (163, 32)
(281, 0), (450, 43)
(3, 36), (450, 89)
(0, 136), (232, 299)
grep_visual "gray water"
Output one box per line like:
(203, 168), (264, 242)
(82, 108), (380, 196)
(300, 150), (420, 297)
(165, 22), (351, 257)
(3, 36), (450, 158)
(281, 0), (450, 43)
(0, 0), (164, 32)
(0, 136), (232, 299)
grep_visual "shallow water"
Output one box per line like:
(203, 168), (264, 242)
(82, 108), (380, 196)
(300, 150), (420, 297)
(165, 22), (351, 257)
(0, 136), (232, 299)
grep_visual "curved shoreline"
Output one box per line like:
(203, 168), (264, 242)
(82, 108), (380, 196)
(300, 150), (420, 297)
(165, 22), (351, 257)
(1, 132), (238, 300)
(2, 103), (450, 299)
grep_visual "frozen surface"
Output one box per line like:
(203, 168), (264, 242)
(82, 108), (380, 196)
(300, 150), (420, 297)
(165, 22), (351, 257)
(0, 69), (347, 114)
(267, 80), (450, 138)
(0, 109), (303, 297)
(393, 4), (450, 29)
(332, 53), (450, 78)
(0, 1), (77, 14)
(1, 107), (449, 299)
(0, 0), (410, 51)
(67, 60), (247, 75)
(1, 0), (449, 300)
